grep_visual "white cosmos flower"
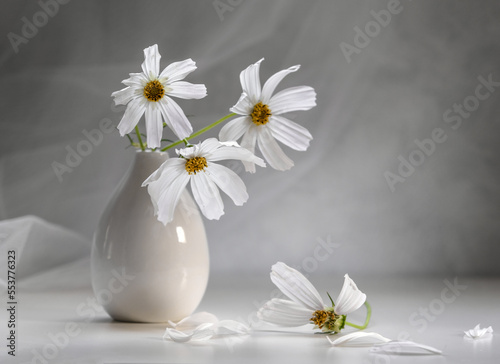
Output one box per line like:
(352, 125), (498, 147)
(142, 138), (265, 225)
(257, 262), (366, 333)
(112, 44), (207, 149)
(219, 58), (316, 172)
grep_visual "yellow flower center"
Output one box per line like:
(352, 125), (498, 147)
(143, 80), (165, 102)
(311, 310), (333, 328)
(185, 156), (208, 175)
(251, 102), (272, 125)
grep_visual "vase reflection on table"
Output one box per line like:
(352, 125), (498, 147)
(91, 150), (209, 323)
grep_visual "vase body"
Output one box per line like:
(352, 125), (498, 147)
(91, 151), (209, 323)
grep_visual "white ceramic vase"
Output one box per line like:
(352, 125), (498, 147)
(91, 151), (209, 323)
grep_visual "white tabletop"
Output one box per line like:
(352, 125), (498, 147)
(2, 269), (499, 364)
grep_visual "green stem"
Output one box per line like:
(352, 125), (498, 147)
(160, 112), (237, 152)
(345, 301), (371, 330)
(135, 125), (145, 151)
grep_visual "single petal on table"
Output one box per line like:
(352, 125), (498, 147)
(327, 332), (391, 347)
(164, 323), (215, 343)
(270, 262), (324, 311)
(464, 324), (494, 339)
(167, 312), (219, 330)
(370, 341), (442, 355)
(334, 274), (366, 315)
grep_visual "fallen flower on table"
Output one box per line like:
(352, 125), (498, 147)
(370, 340), (442, 355)
(163, 312), (249, 343)
(464, 324), (493, 339)
(257, 262), (370, 334)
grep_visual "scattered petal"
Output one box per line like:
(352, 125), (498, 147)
(163, 313), (249, 343)
(327, 332), (391, 347)
(167, 312), (218, 330)
(464, 324), (493, 339)
(370, 341), (442, 355)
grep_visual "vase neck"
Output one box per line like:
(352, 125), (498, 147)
(133, 151), (170, 180)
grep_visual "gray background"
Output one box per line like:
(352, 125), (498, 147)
(1, 0), (499, 276)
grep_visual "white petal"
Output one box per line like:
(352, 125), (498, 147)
(116, 97), (147, 136)
(164, 323), (215, 343)
(141, 44), (161, 79)
(196, 138), (223, 155)
(270, 262), (324, 311)
(205, 164), (248, 206)
(168, 312), (219, 330)
(207, 142), (265, 168)
(159, 58), (197, 83)
(239, 125), (259, 173)
(370, 341), (442, 355)
(142, 157), (185, 186)
(157, 97), (193, 140)
(240, 58), (263, 104)
(111, 86), (139, 105)
(464, 324), (494, 339)
(168, 81), (207, 100)
(260, 64), (300, 104)
(268, 86), (317, 115)
(122, 72), (148, 87)
(327, 332), (391, 347)
(143, 161), (190, 225)
(229, 93), (255, 115)
(268, 115), (312, 151)
(217, 320), (250, 335)
(144, 104), (163, 149)
(257, 298), (313, 327)
(190, 172), (224, 220)
(219, 116), (251, 143)
(257, 127), (294, 171)
(334, 274), (366, 315)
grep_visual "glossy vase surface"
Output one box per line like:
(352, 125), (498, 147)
(91, 151), (209, 323)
